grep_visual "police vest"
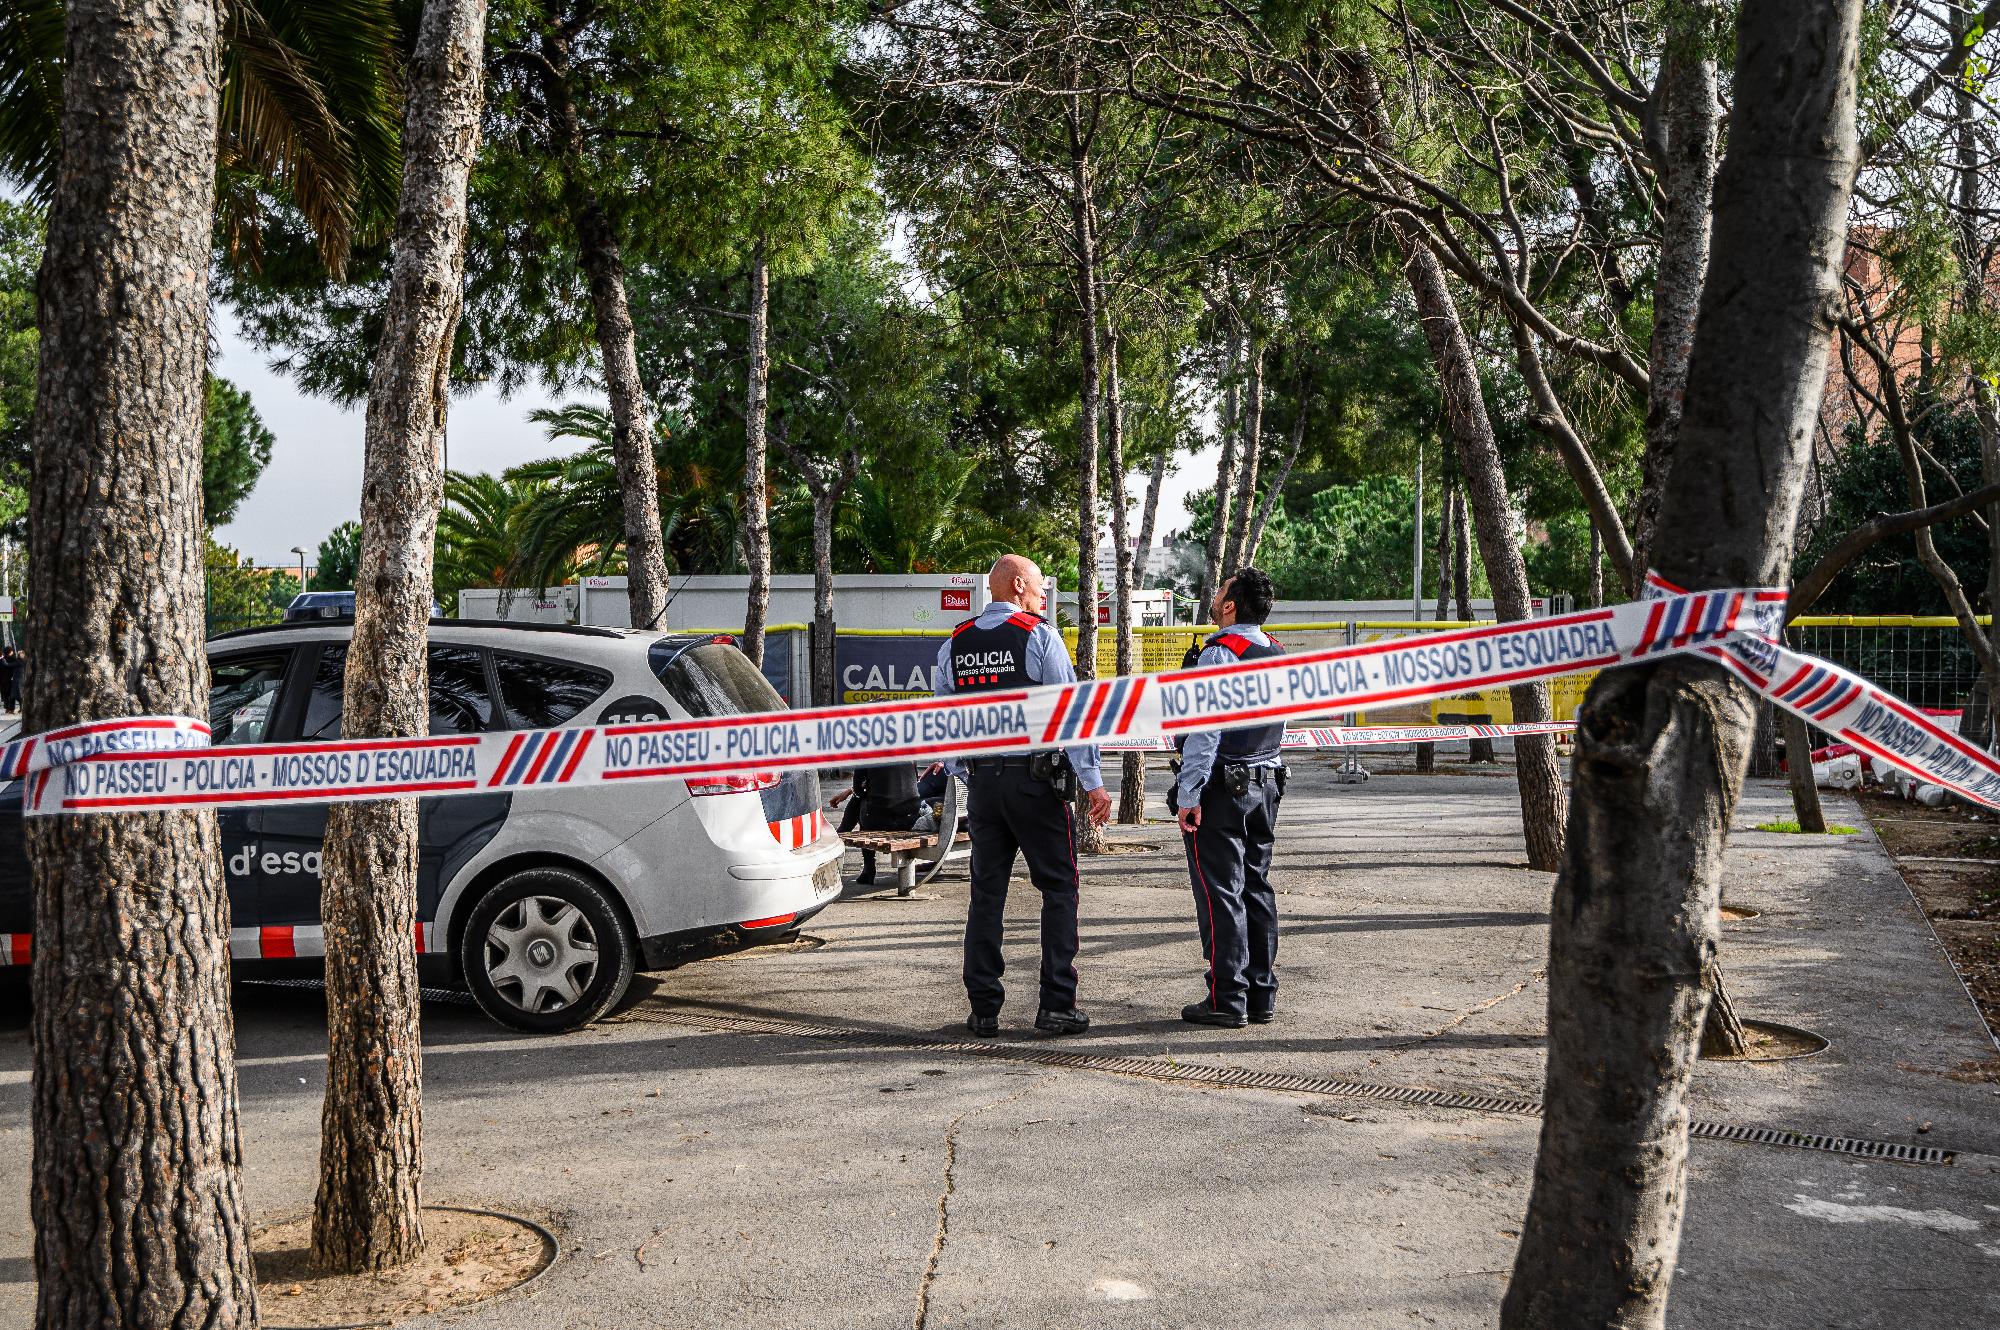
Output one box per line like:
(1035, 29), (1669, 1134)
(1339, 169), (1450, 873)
(1209, 629), (1286, 762)
(950, 612), (1041, 691)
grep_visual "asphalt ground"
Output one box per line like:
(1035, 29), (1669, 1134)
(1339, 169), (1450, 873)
(3, 758), (1999, 1328)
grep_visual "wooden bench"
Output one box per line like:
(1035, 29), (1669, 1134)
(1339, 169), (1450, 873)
(838, 775), (971, 895)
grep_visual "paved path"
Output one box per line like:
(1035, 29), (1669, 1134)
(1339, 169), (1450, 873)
(3, 764), (1997, 1328)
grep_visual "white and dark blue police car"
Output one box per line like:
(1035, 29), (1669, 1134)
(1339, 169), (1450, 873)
(0, 619), (843, 1032)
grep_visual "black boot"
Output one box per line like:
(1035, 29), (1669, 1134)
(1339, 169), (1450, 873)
(1034, 1007), (1090, 1035)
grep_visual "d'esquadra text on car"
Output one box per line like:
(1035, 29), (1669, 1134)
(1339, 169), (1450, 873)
(0, 620), (842, 1031)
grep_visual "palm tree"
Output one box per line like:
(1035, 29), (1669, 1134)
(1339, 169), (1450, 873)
(434, 469), (547, 611)
(839, 452), (1012, 574)
(0, 0), (401, 274)
(514, 403), (744, 583)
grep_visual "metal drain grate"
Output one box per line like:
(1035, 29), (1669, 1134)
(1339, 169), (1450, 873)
(1687, 1120), (1950, 1165)
(644, 1008), (1957, 1168)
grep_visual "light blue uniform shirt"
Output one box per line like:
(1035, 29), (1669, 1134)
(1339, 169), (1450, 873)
(933, 601), (1104, 792)
(1175, 622), (1282, 808)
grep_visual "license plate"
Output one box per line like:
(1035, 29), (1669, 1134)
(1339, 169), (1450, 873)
(812, 859), (841, 900)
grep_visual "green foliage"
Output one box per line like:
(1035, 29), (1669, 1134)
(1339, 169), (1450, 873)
(310, 521), (363, 591)
(201, 376), (276, 526)
(0, 0), (402, 274)
(0, 198), (40, 518)
(433, 470), (544, 612)
(507, 403), (743, 582)
(0, 201), (277, 533)
(1792, 403), (1991, 615)
(205, 537), (289, 631)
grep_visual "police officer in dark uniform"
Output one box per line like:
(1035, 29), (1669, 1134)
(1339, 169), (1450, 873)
(935, 554), (1112, 1037)
(831, 762), (922, 886)
(1173, 566), (1285, 1028)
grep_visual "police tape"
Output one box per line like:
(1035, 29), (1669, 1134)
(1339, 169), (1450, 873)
(5, 584), (1998, 816)
(1097, 721), (1577, 752)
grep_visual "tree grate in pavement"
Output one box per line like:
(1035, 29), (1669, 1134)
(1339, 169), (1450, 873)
(639, 1006), (1958, 1168)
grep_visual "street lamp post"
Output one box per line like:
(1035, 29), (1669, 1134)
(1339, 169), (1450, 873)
(290, 545), (307, 593)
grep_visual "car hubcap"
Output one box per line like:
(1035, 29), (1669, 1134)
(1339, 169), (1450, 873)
(485, 895), (599, 1014)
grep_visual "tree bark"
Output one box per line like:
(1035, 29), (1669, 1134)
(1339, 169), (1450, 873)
(742, 239), (772, 666)
(1589, 521), (1603, 609)
(26, 3), (259, 1324)
(1104, 308), (1146, 824)
(536, 19), (669, 629)
(1503, 6), (1862, 1326)
(1136, 451), (1168, 591)
(1339, 53), (1564, 866)
(776, 432), (858, 709)
(1632, 1), (1724, 579)
(1512, 321), (1637, 590)
(1420, 459), (1454, 772)
(1783, 708), (1828, 834)
(1246, 389), (1306, 566)
(313, 0), (487, 1275)
(1452, 481), (1495, 764)
(1222, 333), (1264, 577)
(1436, 462), (1454, 622)
(1069, 98), (1105, 853)
(1201, 311), (1242, 609)
(1953, 63), (2000, 750)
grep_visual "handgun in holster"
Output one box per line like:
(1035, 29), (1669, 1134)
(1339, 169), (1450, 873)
(1029, 749), (1078, 800)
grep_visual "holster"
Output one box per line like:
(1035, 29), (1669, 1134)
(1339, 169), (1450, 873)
(1029, 749), (1079, 800)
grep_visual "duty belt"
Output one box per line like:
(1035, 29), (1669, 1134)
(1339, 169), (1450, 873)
(967, 755), (1036, 773)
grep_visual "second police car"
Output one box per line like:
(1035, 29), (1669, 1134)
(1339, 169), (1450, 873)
(0, 618), (844, 1032)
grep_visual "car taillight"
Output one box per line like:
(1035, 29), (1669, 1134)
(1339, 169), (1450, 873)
(684, 772), (780, 796)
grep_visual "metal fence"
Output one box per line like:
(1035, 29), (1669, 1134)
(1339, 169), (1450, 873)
(1787, 616), (1986, 712)
(1063, 616), (1996, 726)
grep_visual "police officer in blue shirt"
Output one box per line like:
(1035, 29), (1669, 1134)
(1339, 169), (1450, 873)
(935, 554), (1112, 1037)
(1174, 566), (1286, 1028)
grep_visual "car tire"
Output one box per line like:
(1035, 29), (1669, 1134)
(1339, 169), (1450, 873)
(460, 866), (636, 1033)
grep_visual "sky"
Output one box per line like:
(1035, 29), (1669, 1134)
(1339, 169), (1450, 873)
(211, 307), (1214, 572)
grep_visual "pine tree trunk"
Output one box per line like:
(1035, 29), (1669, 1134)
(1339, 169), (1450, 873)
(1954, 67), (2000, 749)
(743, 239), (772, 666)
(312, 0), (487, 1275)
(1783, 708), (1828, 833)
(1067, 103), (1105, 852)
(26, 3), (259, 1323)
(1222, 335), (1264, 576)
(1136, 451), (1168, 590)
(1201, 313), (1241, 609)
(1589, 521), (1603, 608)
(536, 24), (669, 629)
(1338, 54), (1564, 866)
(1503, 6), (1862, 1324)
(1103, 310), (1145, 824)
(811, 487), (836, 706)
(1246, 393), (1306, 565)
(1452, 483), (1495, 765)
(1435, 478), (1454, 622)
(1420, 471), (1454, 773)
(1632, 1), (1724, 579)
(1698, 964), (1751, 1059)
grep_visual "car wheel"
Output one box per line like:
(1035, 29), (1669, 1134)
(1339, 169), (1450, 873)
(460, 866), (635, 1033)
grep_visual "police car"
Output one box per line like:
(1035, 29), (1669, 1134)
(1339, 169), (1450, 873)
(0, 620), (843, 1032)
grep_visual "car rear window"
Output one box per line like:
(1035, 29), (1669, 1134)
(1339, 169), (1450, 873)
(493, 651), (612, 729)
(650, 640), (784, 717)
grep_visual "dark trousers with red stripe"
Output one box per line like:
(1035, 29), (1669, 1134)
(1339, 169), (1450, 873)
(963, 762), (1080, 1017)
(1182, 774), (1281, 1018)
